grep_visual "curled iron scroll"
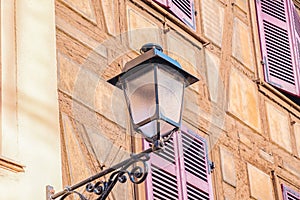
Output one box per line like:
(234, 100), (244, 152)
(83, 154), (150, 198)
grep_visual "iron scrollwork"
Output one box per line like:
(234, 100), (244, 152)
(50, 129), (178, 200)
(52, 151), (151, 200)
(84, 155), (150, 199)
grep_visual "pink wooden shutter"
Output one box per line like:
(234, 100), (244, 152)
(282, 184), (300, 200)
(169, 0), (196, 30)
(144, 133), (183, 200)
(153, 0), (170, 8)
(290, 2), (300, 91)
(255, 0), (300, 96)
(178, 127), (213, 200)
(145, 128), (213, 199)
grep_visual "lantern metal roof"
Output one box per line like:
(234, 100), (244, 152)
(108, 45), (199, 87)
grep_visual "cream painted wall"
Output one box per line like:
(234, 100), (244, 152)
(1, 0), (18, 159)
(0, 0), (62, 199)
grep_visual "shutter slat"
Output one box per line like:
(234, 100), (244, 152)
(261, 0), (286, 22)
(169, 0), (196, 30)
(187, 184), (210, 200)
(152, 165), (179, 199)
(182, 131), (208, 182)
(153, 138), (176, 164)
(282, 184), (300, 200)
(153, 0), (170, 8)
(255, 0), (300, 96)
(182, 141), (206, 158)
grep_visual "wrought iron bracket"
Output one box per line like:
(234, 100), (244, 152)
(50, 128), (178, 200)
(50, 148), (153, 200)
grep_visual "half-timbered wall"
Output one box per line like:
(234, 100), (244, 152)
(56, 0), (300, 199)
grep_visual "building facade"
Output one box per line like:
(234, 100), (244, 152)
(1, 0), (300, 199)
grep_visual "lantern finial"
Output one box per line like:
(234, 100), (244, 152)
(140, 43), (163, 54)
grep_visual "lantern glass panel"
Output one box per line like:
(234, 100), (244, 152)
(123, 65), (156, 125)
(157, 65), (185, 125)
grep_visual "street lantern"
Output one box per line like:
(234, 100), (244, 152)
(50, 43), (200, 200)
(108, 43), (199, 142)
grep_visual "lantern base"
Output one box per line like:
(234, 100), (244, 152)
(136, 119), (180, 142)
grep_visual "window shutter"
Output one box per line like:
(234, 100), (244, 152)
(178, 128), (213, 200)
(145, 134), (183, 200)
(145, 128), (213, 200)
(255, 0), (300, 96)
(169, 0), (196, 30)
(153, 0), (170, 8)
(282, 184), (300, 200)
(291, 3), (300, 89)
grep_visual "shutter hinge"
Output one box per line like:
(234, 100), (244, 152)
(208, 161), (215, 173)
(261, 56), (268, 66)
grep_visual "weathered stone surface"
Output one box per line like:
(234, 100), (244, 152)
(56, 17), (108, 58)
(266, 102), (292, 152)
(220, 147), (236, 187)
(85, 126), (130, 166)
(183, 87), (225, 131)
(247, 164), (274, 200)
(259, 149), (274, 164)
(58, 53), (80, 95)
(283, 159), (300, 178)
(72, 65), (100, 107)
(127, 6), (161, 51)
(101, 0), (118, 35)
(228, 68), (261, 132)
(59, 91), (127, 147)
(58, 53), (126, 127)
(238, 133), (253, 148)
(232, 18), (254, 71)
(223, 183), (236, 200)
(205, 50), (221, 103)
(295, 123), (300, 156)
(94, 79), (127, 128)
(234, 0), (247, 12)
(167, 31), (198, 76)
(62, 0), (95, 22)
(201, 0), (224, 46)
(61, 113), (92, 184)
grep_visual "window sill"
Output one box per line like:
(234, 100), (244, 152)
(0, 156), (25, 173)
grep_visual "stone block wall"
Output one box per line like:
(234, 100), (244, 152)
(56, 0), (300, 199)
